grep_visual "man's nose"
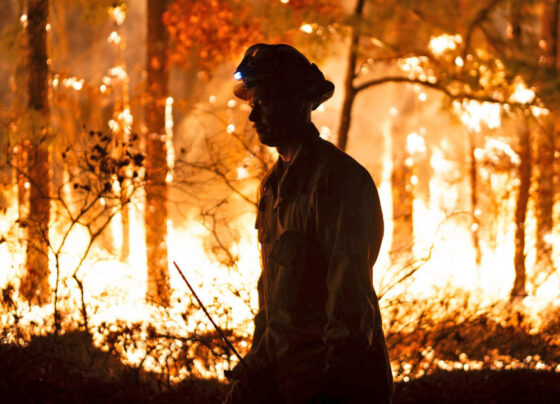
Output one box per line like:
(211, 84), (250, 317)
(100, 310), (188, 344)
(249, 106), (258, 123)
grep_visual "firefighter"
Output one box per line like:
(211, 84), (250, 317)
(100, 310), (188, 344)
(224, 44), (393, 404)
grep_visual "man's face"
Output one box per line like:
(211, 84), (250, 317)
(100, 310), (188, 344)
(248, 86), (299, 147)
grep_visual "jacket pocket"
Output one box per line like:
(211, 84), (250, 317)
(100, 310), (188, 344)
(269, 230), (307, 311)
(269, 230), (306, 267)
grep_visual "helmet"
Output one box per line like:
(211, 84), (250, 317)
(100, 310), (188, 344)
(233, 43), (334, 110)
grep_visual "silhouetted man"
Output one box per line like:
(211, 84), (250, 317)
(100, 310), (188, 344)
(224, 44), (393, 404)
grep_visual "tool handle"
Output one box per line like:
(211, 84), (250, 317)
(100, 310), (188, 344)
(172, 261), (249, 370)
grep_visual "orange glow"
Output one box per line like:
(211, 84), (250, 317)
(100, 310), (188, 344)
(2, 3), (560, 392)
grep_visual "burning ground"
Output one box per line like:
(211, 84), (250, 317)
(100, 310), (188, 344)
(1, 304), (559, 403)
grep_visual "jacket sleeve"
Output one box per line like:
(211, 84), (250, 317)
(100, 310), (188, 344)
(315, 172), (384, 370)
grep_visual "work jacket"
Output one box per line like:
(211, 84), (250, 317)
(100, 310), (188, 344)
(242, 125), (393, 402)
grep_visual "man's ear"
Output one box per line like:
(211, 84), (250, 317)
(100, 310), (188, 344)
(299, 97), (313, 120)
(298, 97), (306, 112)
(296, 94), (310, 113)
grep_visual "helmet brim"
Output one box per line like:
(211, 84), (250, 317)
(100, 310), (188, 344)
(233, 83), (250, 101)
(233, 78), (335, 110)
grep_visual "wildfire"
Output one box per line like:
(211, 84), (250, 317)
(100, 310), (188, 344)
(166, 97), (175, 183)
(62, 77), (85, 91)
(3, 4), (560, 393)
(108, 31), (122, 45)
(406, 132), (427, 155)
(509, 78), (535, 104)
(107, 65), (128, 82)
(109, 4), (127, 26)
(108, 107), (133, 136)
(474, 138), (520, 166)
(19, 14), (28, 28)
(429, 34), (462, 56)
(453, 100), (501, 133)
(236, 166), (250, 180)
(300, 23), (314, 34)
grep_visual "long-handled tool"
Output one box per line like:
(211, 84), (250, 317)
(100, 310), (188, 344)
(172, 261), (249, 370)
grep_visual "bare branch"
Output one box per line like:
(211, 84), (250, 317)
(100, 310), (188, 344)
(355, 75), (536, 107)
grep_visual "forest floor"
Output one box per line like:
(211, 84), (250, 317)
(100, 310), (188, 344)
(1, 331), (560, 404)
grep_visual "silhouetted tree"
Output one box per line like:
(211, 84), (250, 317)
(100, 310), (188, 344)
(145, 0), (171, 306)
(20, 0), (50, 305)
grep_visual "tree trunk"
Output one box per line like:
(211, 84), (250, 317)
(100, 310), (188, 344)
(12, 0), (29, 220)
(469, 131), (482, 266)
(535, 0), (559, 274)
(509, 2), (531, 300)
(390, 156), (414, 257)
(511, 120), (531, 300)
(390, 93), (415, 259)
(336, 0), (365, 151)
(0, 1), (17, 187)
(20, 0), (50, 305)
(145, 0), (170, 306)
(535, 119), (556, 273)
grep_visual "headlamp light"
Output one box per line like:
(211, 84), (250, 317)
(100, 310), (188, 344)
(233, 71), (242, 81)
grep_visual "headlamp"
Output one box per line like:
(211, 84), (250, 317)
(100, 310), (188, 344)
(233, 71), (242, 81)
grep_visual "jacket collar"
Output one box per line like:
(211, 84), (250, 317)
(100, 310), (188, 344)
(261, 124), (321, 208)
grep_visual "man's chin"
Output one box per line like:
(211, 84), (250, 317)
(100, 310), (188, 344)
(257, 131), (279, 147)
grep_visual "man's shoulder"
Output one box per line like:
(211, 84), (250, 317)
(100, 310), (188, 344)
(312, 137), (374, 187)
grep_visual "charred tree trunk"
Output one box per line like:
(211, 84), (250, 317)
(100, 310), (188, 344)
(20, 0), (50, 305)
(535, 0), (559, 274)
(391, 155), (414, 257)
(15, 144), (28, 221)
(535, 119), (556, 273)
(0, 1), (16, 187)
(12, 0), (29, 221)
(511, 120), (531, 300)
(469, 131), (482, 266)
(120, 186), (130, 261)
(390, 94), (415, 259)
(509, 2), (531, 300)
(145, 0), (170, 306)
(336, 0), (364, 151)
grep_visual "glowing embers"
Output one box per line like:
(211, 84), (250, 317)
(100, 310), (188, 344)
(396, 56), (436, 83)
(474, 138), (520, 167)
(109, 4), (127, 26)
(509, 78), (535, 105)
(300, 23), (314, 34)
(453, 100), (501, 133)
(109, 107), (133, 136)
(398, 56), (429, 74)
(165, 97), (175, 183)
(108, 31), (122, 45)
(52, 75), (85, 91)
(19, 14), (28, 28)
(429, 34), (463, 56)
(406, 132), (427, 155)
(236, 166), (249, 180)
(107, 65), (128, 82)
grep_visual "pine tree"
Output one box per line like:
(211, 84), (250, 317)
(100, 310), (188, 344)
(145, 0), (171, 306)
(20, 0), (50, 305)
(534, 0), (558, 276)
